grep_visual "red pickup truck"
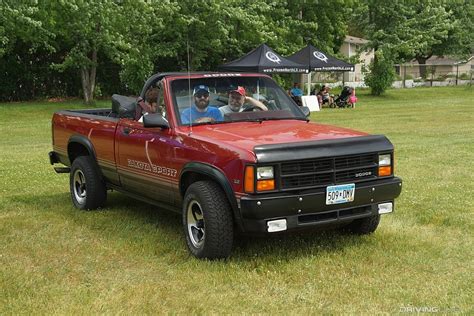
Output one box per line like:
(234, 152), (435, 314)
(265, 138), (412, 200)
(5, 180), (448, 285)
(49, 72), (402, 259)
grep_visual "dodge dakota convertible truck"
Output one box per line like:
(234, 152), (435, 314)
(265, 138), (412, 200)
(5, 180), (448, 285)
(49, 72), (402, 259)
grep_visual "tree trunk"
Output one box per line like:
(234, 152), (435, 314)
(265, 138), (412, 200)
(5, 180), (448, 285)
(80, 48), (97, 105)
(416, 56), (428, 79)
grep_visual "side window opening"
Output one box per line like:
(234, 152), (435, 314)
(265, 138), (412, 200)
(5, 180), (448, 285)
(156, 82), (166, 119)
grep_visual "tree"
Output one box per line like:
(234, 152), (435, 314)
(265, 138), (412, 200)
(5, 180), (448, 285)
(36, 0), (179, 103)
(414, 1), (473, 76)
(0, 1), (53, 57)
(42, 1), (125, 104)
(352, 0), (409, 94)
(363, 50), (395, 96)
(354, 0), (474, 79)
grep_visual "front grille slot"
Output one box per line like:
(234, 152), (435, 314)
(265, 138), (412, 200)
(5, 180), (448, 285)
(339, 206), (371, 218)
(279, 153), (378, 190)
(281, 172), (333, 188)
(281, 158), (332, 174)
(335, 154), (376, 169)
(298, 211), (337, 223)
(298, 206), (372, 224)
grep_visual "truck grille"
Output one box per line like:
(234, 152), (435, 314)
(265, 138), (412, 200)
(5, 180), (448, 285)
(280, 153), (378, 190)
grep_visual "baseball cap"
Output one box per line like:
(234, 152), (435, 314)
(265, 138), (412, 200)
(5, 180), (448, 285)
(230, 86), (246, 96)
(193, 85), (210, 95)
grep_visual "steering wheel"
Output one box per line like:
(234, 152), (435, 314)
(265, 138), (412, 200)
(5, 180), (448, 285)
(193, 117), (216, 123)
(241, 104), (263, 112)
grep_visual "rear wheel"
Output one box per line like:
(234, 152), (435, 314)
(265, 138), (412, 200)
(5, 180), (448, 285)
(346, 214), (380, 234)
(70, 156), (107, 210)
(182, 181), (234, 259)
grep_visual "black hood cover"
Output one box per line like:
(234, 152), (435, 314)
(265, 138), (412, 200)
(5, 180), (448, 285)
(254, 135), (393, 163)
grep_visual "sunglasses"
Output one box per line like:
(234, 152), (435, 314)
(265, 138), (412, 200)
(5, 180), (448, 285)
(195, 93), (209, 99)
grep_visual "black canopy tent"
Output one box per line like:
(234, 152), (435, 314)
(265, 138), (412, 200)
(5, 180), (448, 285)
(287, 44), (355, 94)
(218, 44), (308, 74)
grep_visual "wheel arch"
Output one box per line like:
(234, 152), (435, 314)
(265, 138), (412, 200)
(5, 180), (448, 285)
(180, 162), (242, 230)
(67, 135), (97, 165)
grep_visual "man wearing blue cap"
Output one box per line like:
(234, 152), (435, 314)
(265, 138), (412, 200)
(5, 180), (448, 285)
(181, 85), (223, 124)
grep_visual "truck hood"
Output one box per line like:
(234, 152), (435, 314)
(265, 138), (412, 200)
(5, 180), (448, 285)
(186, 120), (371, 156)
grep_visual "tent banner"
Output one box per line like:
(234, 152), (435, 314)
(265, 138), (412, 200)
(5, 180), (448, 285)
(313, 66), (354, 71)
(263, 67), (308, 73)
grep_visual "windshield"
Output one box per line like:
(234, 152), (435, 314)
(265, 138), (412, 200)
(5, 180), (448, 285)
(171, 76), (306, 126)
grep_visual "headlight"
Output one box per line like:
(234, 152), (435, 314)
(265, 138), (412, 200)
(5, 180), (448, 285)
(257, 166), (274, 180)
(378, 154), (391, 166)
(378, 154), (392, 176)
(244, 166), (275, 193)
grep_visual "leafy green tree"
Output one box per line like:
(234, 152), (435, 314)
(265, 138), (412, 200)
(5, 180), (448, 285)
(1, 0), (356, 101)
(36, 0), (178, 103)
(352, 0), (408, 94)
(354, 0), (474, 80)
(0, 0), (53, 57)
(364, 50), (395, 96)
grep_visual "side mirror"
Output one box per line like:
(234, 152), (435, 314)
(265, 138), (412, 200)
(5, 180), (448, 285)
(143, 113), (170, 129)
(301, 106), (311, 117)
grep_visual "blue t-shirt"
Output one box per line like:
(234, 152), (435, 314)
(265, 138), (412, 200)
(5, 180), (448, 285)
(181, 105), (223, 124)
(290, 87), (303, 97)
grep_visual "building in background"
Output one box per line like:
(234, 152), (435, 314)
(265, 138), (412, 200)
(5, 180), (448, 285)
(340, 36), (373, 83)
(397, 56), (473, 79)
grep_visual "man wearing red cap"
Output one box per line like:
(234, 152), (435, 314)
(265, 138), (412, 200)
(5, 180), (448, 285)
(219, 86), (268, 117)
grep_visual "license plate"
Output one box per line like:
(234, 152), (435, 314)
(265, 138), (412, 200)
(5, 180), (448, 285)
(326, 183), (355, 205)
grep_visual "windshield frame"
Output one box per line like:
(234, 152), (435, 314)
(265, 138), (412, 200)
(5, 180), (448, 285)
(169, 74), (307, 126)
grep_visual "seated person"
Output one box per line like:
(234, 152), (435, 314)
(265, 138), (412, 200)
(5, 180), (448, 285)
(290, 82), (303, 106)
(317, 85), (333, 106)
(290, 82), (303, 97)
(219, 86), (267, 117)
(138, 87), (162, 122)
(181, 85), (223, 124)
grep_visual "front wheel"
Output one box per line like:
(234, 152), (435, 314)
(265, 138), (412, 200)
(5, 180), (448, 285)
(182, 181), (234, 259)
(345, 214), (380, 234)
(70, 156), (107, 210)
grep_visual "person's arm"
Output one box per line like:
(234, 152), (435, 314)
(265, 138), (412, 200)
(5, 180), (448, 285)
(245, 96), (268, 111)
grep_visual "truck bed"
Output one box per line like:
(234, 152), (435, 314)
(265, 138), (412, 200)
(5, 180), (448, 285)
(65, 108), (117, 117)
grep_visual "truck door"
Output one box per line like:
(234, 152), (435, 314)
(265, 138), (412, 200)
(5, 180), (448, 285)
(115, 84), (179, 205)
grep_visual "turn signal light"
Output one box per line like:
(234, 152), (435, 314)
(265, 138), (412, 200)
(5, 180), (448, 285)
(257, 179), (275, 191)
(244, 166), (255, 193)
(378, 166), (392, 176)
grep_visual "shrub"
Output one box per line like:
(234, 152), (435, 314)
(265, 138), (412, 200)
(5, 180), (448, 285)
(363, 51), (395, 96)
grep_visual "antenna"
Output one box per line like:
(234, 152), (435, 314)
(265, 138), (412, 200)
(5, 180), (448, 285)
(187, 40), (193, 135)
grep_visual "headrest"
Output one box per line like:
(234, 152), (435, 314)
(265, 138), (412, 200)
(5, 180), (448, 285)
(111, 94), (137, 119)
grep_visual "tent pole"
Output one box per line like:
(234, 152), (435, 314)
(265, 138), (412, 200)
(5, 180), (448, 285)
(307, 72), (311, 95)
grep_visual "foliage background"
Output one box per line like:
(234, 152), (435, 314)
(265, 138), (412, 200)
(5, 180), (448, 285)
(0, 0), (472, 99)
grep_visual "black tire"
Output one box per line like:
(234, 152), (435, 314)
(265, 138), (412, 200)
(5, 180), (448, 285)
(182, 181), (234, 259)
(346, 214), (380, 234)
(70, 156), (107, 210)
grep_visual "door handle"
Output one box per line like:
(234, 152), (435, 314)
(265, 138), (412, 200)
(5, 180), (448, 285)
(122, 127), (131, 135)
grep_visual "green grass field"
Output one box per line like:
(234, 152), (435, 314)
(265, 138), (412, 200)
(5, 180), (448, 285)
(1, 86), (473, 314)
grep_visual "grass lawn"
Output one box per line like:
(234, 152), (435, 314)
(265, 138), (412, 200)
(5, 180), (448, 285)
(1, 86), (473, 314)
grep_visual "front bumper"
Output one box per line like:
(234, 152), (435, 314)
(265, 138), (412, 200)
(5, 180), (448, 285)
(239, 177), (402, 233)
